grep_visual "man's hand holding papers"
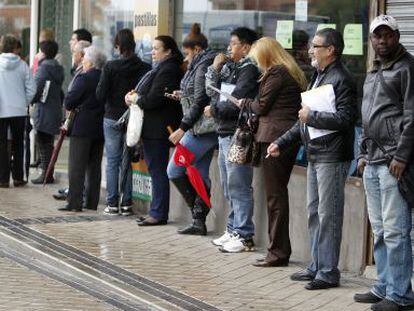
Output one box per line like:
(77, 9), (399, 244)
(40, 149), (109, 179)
(300, 84), (337, 140)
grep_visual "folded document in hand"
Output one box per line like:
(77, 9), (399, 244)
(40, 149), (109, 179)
(301, 84), (337, 140)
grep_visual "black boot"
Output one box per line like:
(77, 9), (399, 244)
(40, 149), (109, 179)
(171, 176), (196, 208)
(177, 196), (210, 235)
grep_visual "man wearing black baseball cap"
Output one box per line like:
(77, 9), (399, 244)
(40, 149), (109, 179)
(354, 15), (414, 311)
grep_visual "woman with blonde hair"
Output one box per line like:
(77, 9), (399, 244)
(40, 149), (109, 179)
(239, 37), (307, 267)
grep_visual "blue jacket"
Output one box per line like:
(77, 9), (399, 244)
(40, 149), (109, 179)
(64, 69), (104, 140)
(0, 53), (36, 118)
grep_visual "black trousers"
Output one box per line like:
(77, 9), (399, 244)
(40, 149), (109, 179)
(68, 136), (104, 210)
(0, 117), (26, 183)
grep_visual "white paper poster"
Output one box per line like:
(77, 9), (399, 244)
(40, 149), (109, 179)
(276, 20), (294, 49)
(343, 24), (363, 55)
(295, 0), (308, 22)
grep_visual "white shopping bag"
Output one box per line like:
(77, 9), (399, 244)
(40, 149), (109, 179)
(126, 104), (144, 147)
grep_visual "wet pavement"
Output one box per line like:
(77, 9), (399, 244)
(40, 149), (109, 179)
(0, 174), (374, 311)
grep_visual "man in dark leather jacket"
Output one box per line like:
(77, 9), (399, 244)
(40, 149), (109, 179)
(354, 15), (414, 311)
(268, 28), (357, 290)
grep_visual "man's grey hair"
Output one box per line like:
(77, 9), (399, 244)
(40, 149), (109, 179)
(73, 40), (91, 54)
(83, 45), (107, 69)
(315, 28), (345, 58)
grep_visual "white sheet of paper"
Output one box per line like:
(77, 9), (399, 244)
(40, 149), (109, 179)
(220, 82), (236, 102)
(301, 84), (338, 140)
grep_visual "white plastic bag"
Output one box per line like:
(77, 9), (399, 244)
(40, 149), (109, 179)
(126, 104), (144, 147)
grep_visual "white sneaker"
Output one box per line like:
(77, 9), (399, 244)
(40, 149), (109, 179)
(211, 231), (232, 246)
(219, 233), (255, 253)
(103, 206), (119, 215)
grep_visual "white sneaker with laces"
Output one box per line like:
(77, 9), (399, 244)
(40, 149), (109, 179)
(211, 231), (232, 246)
(219, 232), (255, 253)
(103, 206), (119, 215)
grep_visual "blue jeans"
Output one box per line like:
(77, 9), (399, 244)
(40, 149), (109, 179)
(103, 118), (132, 206)
(142, 138), (171, 221)
(218, 136), (254, 239)
(364, 164), (414, 306)
(306, 161), (350, 284)
(167, 132), (217, 188)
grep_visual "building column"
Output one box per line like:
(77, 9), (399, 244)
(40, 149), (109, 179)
(29, 0), (40, 66)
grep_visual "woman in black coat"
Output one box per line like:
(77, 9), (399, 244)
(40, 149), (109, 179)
(58, 46), (106, 212)
(125, 35), (183, 226)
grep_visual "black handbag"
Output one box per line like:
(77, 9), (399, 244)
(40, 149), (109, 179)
(361, 137), (414, 208)
(227, 104), (259, 165)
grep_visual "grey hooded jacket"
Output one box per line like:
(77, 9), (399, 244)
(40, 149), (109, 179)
(0, 53), (36, 118)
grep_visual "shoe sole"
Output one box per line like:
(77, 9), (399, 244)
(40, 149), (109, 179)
(304, 283), (339, 290)
(53, 195), (67, 201)
(211, 240), (227, 247)
(103, 211), (120, 216)
(218, 246), (255, 253)
(353, 295), (382, 304)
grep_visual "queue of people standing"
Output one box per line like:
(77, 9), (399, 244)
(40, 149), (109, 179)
(0, 14), (413, 311)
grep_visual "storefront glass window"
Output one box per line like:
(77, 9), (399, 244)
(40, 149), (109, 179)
(175, 0), (368, 173)
(0, 0), (31, 58)
(79, 0), (135, 59)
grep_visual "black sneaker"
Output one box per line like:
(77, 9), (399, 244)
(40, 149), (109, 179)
(354, 292), (382, 304)
(372, 299), (414, 311)
(120, 200), (133, 216)
(304, 279), (339, 290)
(290, 270), (315, 281)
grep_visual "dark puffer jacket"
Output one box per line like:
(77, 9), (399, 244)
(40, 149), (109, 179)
(359, 45), (414, 164)
(275, 59), (357, 163)
(96, 54), (151, 120)
(32, 59), (65, 135)
(205, 58), (259, 136)
(179, 49), (217, 135)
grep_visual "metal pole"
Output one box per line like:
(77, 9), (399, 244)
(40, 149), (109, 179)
(29, 0), (39, 66)
(73, 0), (80, 30)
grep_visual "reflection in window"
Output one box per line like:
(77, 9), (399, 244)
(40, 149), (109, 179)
(0, 0), (31, 58)
(175, 0), (368, 174)
(79, 0), (135, 59)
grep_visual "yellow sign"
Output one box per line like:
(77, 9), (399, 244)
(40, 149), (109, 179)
(316, 24), (336, 32)
(343, 24), (363, 55)
(276, 20), (294, 49)
(133, 0), (169, 40)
